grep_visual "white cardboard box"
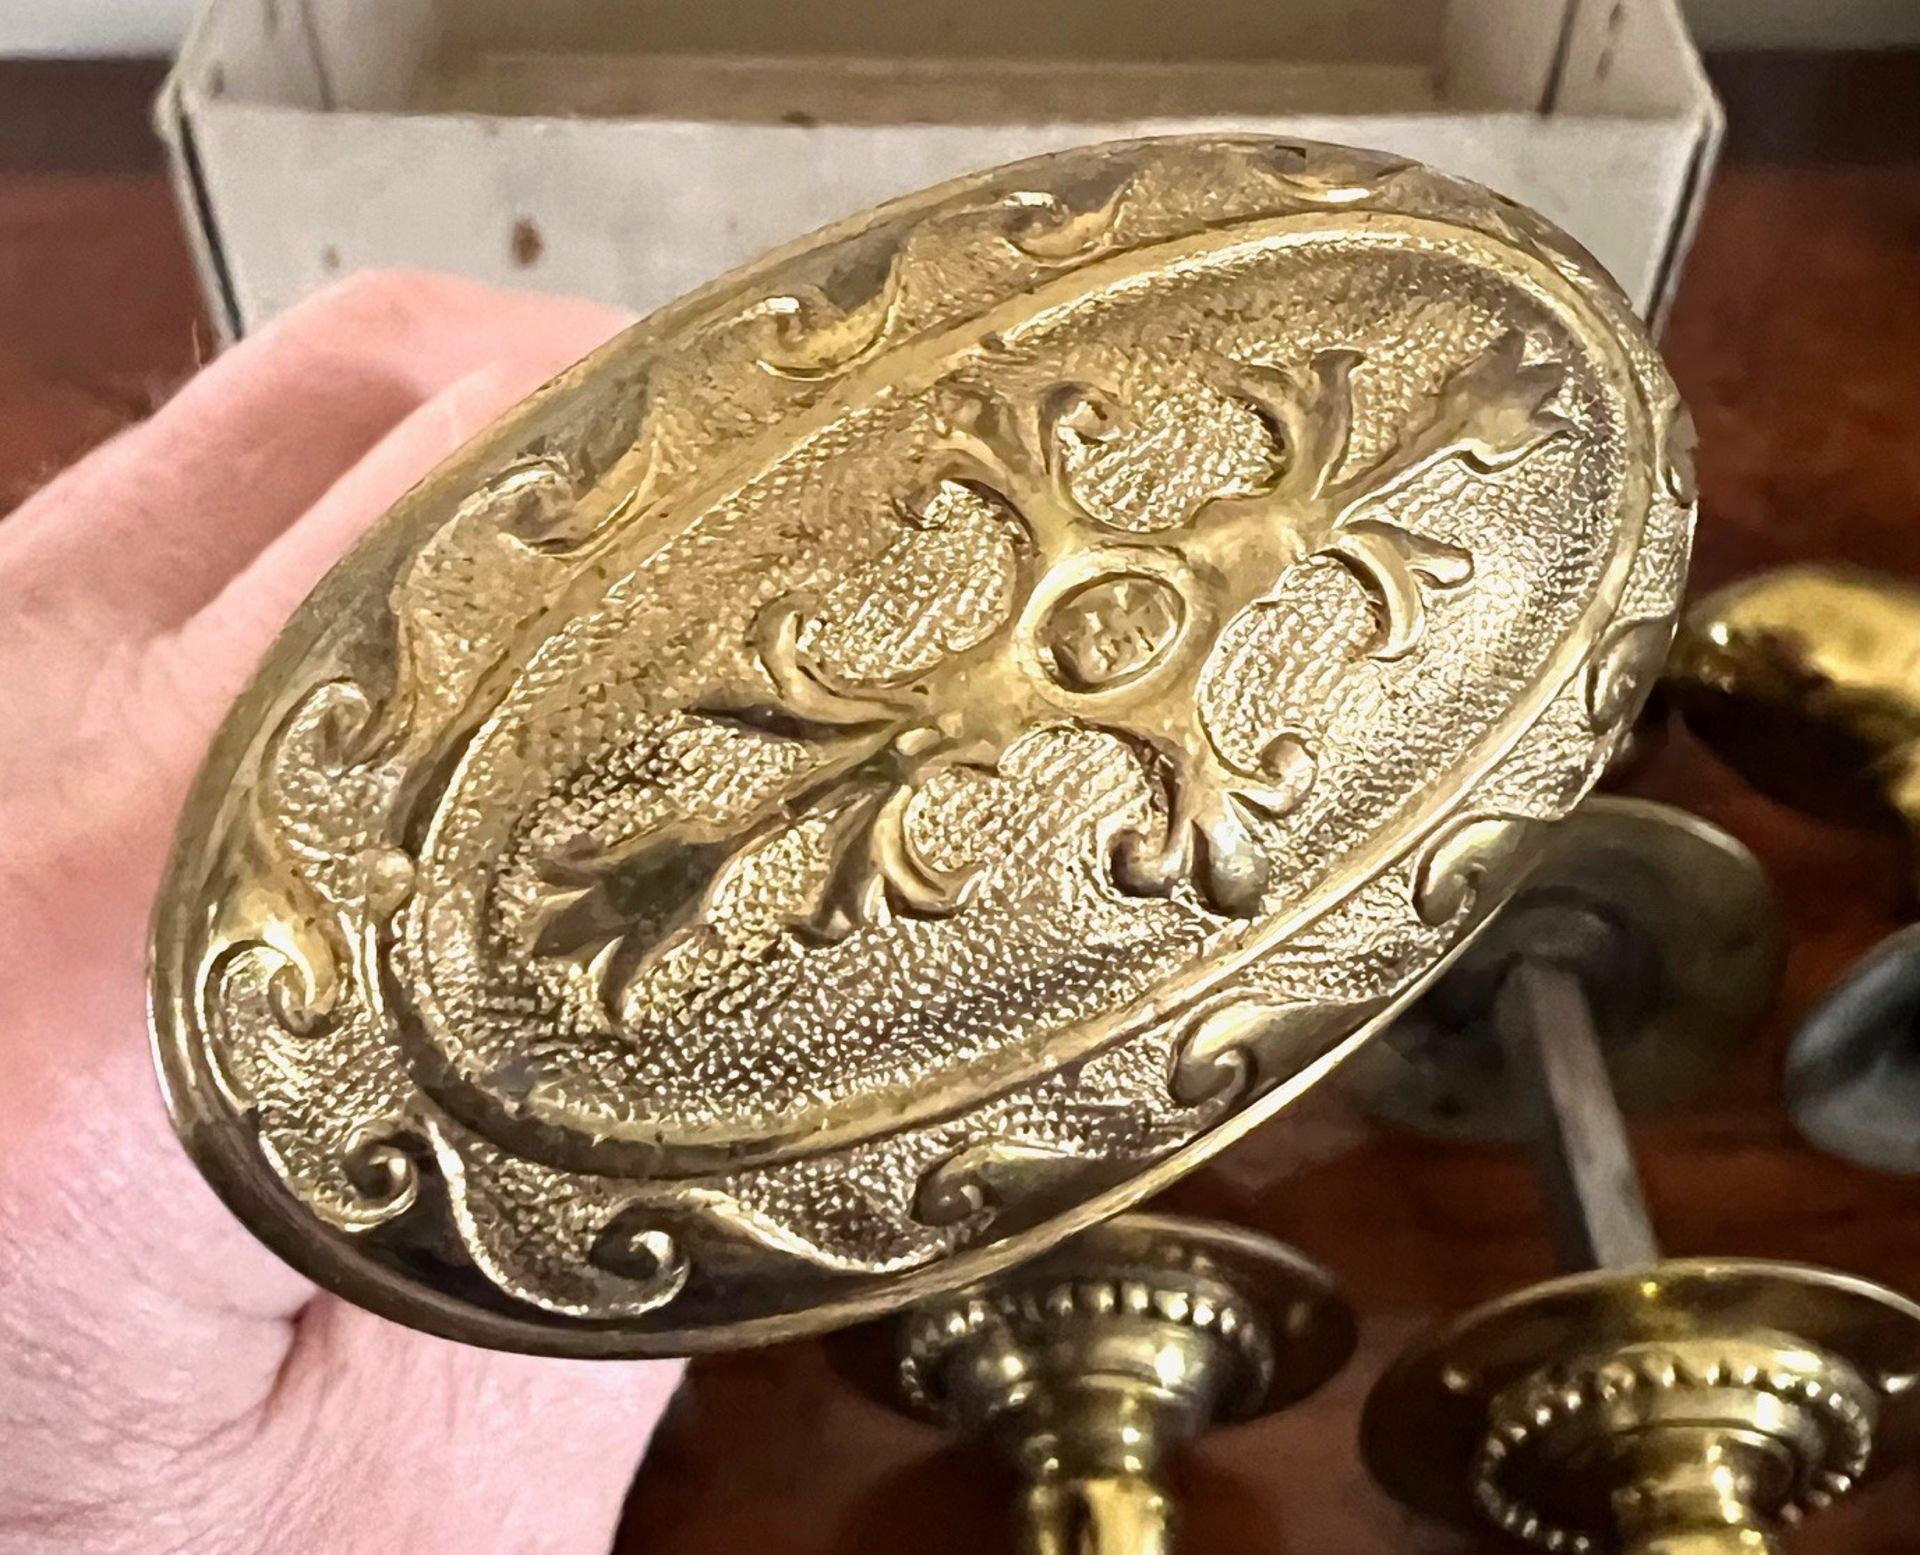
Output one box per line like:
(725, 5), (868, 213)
(159, 0), (1721, 340)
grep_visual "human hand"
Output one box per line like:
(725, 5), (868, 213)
(0, 274), (682, 1555)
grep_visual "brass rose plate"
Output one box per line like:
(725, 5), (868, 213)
(150, 137), (1694, 1353)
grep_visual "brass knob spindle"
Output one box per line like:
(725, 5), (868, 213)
(1363, 874), (1920, 1554)
(1347, 797), (1780, 1145)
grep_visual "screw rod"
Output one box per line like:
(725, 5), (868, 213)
(1495, 959), (1661, 1271)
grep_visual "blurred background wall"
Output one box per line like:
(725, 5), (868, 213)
(1, 0), (1918, 55)
(1685, 0), (1920, 46)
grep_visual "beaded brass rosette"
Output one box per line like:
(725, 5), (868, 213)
(150, 136), (1693, 1352)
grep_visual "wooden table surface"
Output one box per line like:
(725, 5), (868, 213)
(4, 51), (1916, 1555)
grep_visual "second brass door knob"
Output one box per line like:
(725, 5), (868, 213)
(1675, 565), (1920, 1173)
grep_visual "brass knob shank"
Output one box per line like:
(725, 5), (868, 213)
(1363, 1259), (1920, 1555)
(839, 1213), (1354, 1555)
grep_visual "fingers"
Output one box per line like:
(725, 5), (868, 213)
(0, 984), (314, 1537)
(159, 344), (601, 743)
(2, 278), (634, 1339)
(0, 278), (658, 1546)
(0, 271), (629, 637)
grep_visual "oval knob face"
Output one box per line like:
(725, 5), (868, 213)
(151, 136), (1693, 1352)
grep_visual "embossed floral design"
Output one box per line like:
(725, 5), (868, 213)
(749, 333), (1568, 926)
(540, 332), (1571, 998)
(164, 135), (1688, 1341)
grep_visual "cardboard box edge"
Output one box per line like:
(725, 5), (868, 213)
(155, 66), (246, 344)
(1646, 88), (1726, 334)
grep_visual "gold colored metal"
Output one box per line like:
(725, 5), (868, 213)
(1363, 1258), (1920, 1555)
(149, 135), (1694, 1352)
(835, 1212), (1354, 1555)
(1670, 564), (1920, 856)
(1347, 796), (1781, 1140)
(1672, 565), (1920, 1173)
(1367, 799), (1920, 1555)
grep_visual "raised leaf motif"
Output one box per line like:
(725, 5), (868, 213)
(154, 135), (1687, 1348)
(544, 333), (1569, 1004)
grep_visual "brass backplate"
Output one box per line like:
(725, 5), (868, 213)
(149, 135), (1694, 1353)
(1362, 1259), (1920, 1551)
(1348, 796), (1782, 1140)
(834, 1211), (1355, 1425)
(833, 1213), (1353, 1555)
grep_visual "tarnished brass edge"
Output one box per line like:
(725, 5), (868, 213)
(151, 887), (1485, 1356)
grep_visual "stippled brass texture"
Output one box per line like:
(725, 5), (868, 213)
(150, 137), (1693, 1352)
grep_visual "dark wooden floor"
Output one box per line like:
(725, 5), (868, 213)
(4, 51), (1917, 1555)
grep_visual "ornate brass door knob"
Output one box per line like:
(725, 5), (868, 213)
(1363, 866), (1920, 1554)
(1670, 565), (1920, 849)
(1345, 796), (1781, 1141)
(1672, 565), (1920, 1173)
(148, 135), (1694, 1352)
(833, 1213), (1354, 1555)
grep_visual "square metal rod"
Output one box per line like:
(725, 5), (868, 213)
(1494, 959), (1662, 1271)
